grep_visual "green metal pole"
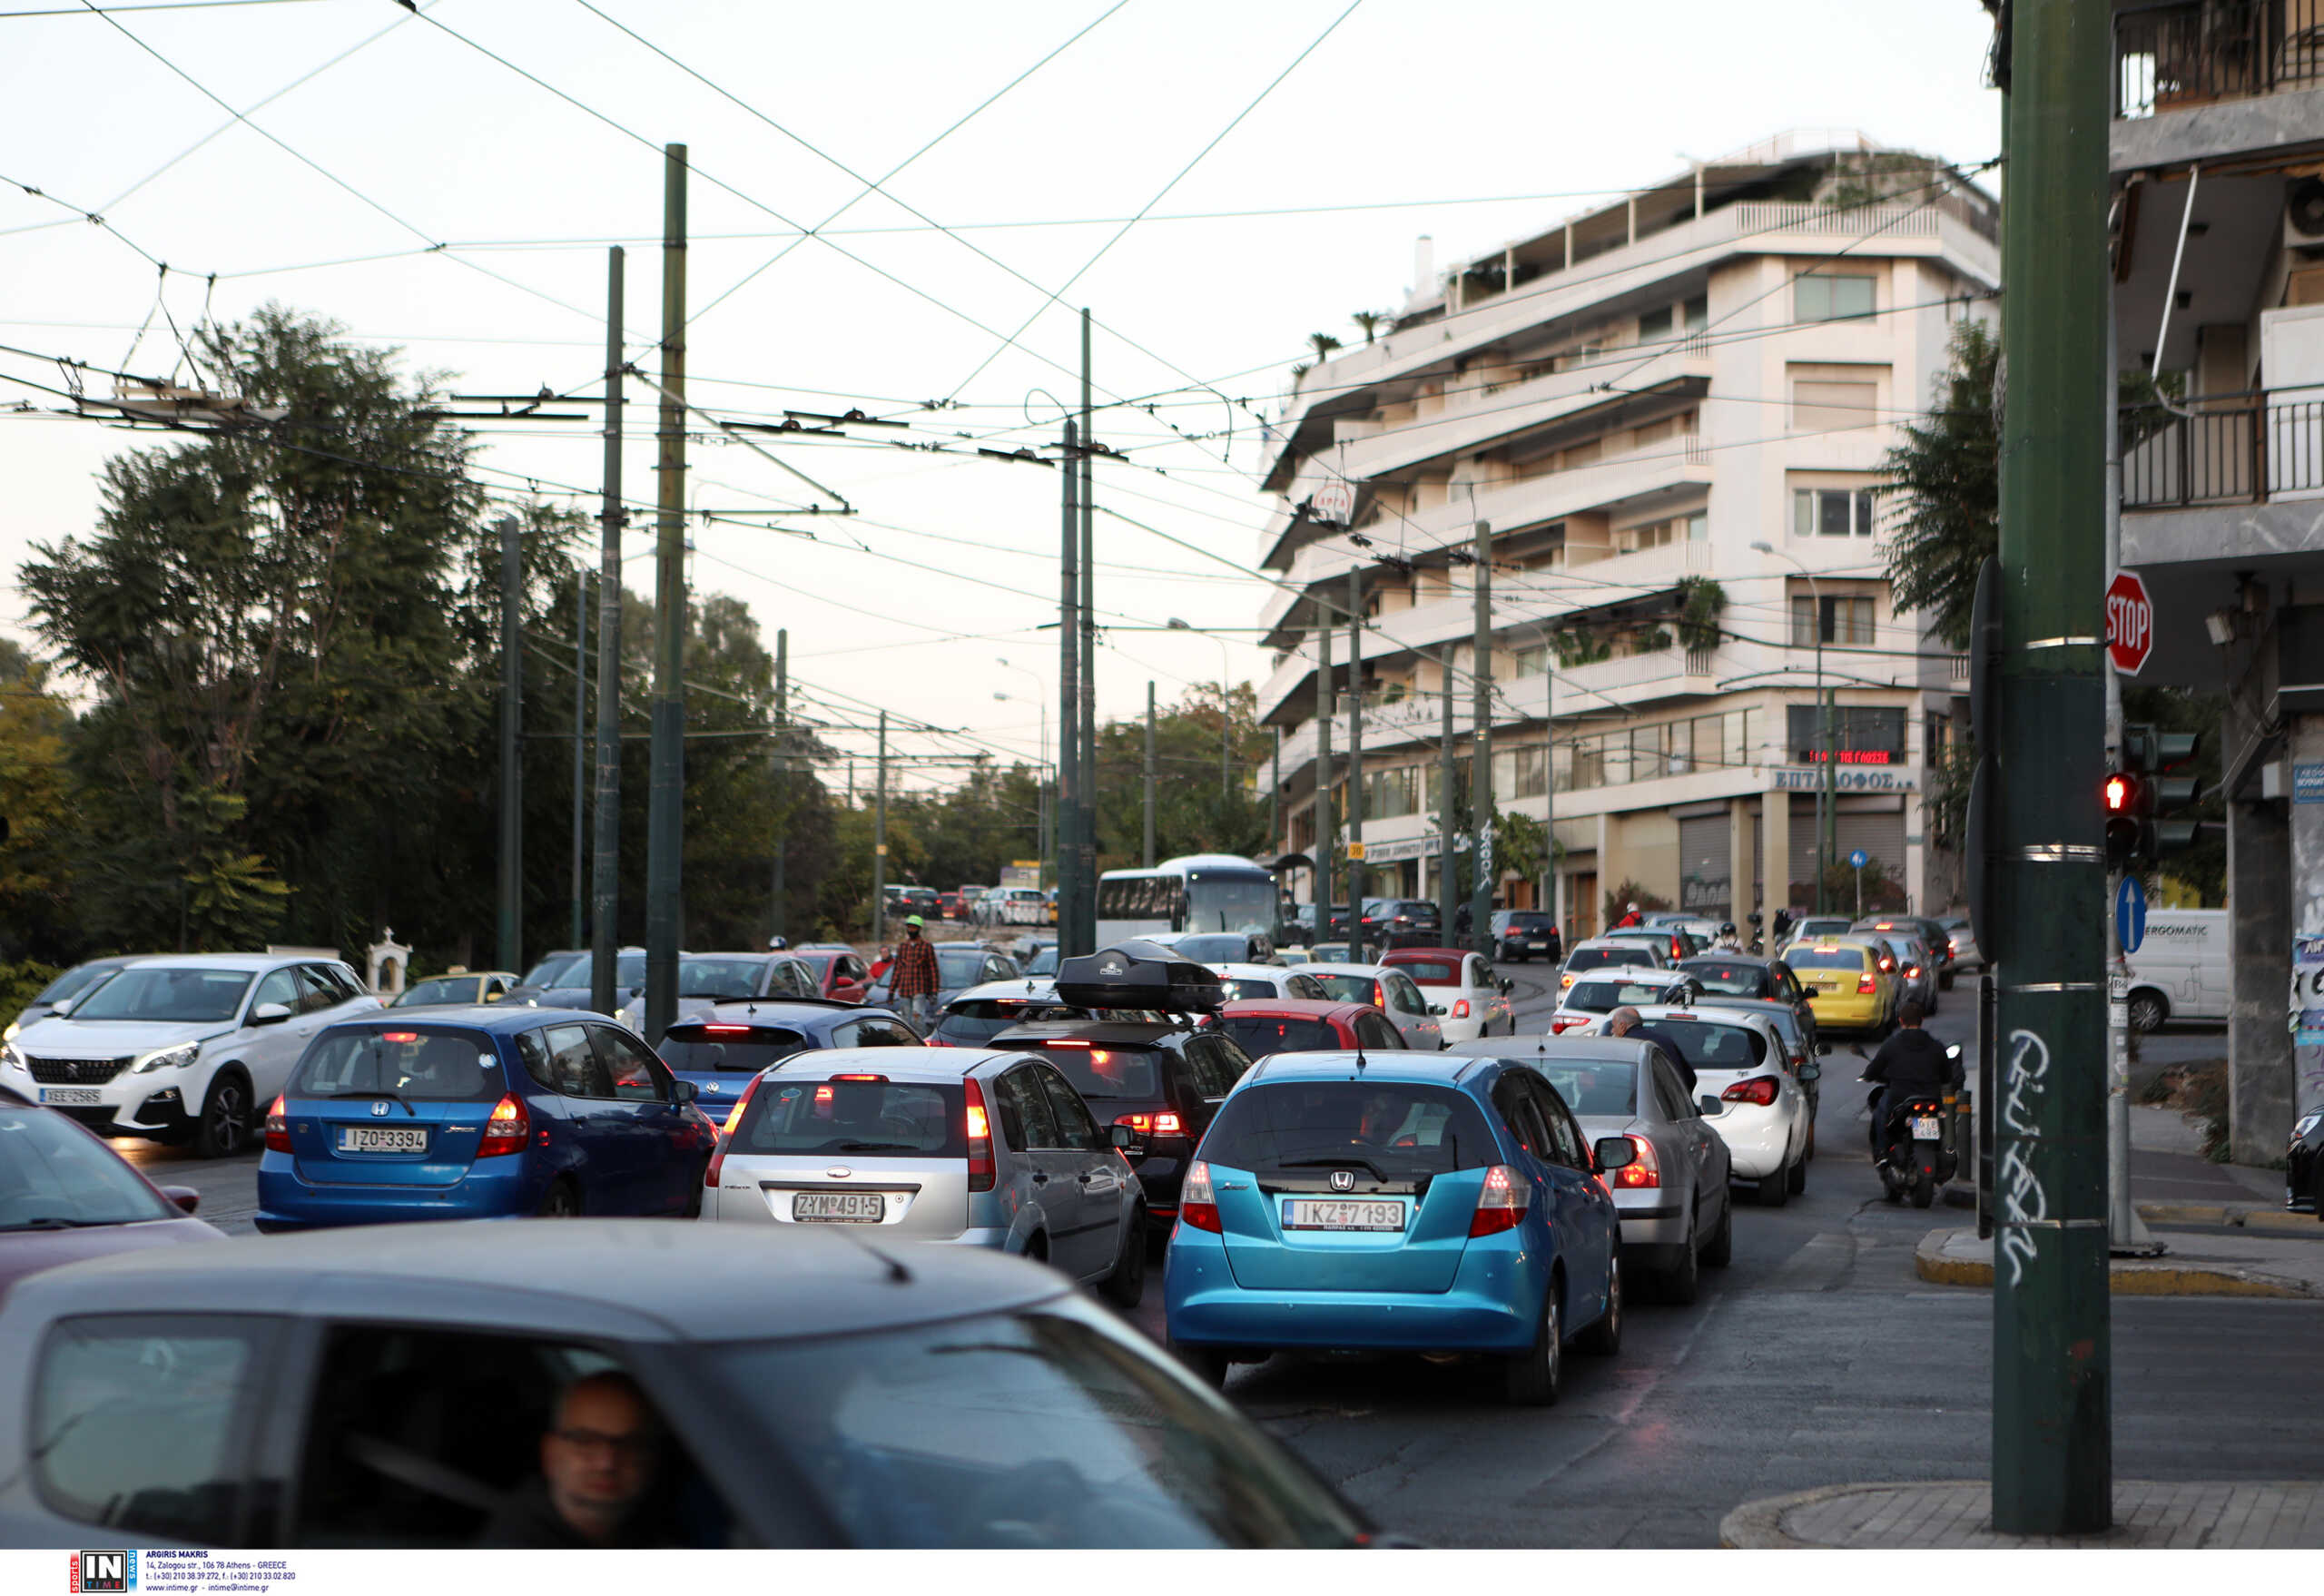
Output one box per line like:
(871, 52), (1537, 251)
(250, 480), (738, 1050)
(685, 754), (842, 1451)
(1143, 680), (1157, 868)
(644, 142), (687, 1042)
(772, 627), (787, 942)
(1315, 611), (1334, 940)
(497, 513), (522, 974)
(570, 566), (587, 951)
(872, 711), (887, 949)
(1078, 309), (1098, 949)
(1992, 0), (2112, 1536)
(1058, 419), (1080, 953)
(1347, 568), (1366, 962)
(589, 247), (624, 1014)
(1469, 517), (1494, 952)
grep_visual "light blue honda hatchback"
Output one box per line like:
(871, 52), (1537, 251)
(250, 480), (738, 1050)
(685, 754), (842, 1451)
(1161, 1049), (1632, 1404)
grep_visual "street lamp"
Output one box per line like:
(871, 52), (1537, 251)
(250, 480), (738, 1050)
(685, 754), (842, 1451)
(1167, 618), (1235, 797)
(1751, 540), (1833, 915)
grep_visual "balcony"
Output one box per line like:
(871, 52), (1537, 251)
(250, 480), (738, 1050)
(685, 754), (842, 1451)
(2121, 384), (2324, 507)
(2113, 0), (2324, 118)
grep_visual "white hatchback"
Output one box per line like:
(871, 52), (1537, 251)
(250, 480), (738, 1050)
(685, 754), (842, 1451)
(1380, 951), (1514, 1043)
(1581, 1005), (1811, 1207)
(1294, 963), (1444, 1049)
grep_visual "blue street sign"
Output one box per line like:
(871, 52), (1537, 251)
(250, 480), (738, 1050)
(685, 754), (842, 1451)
(1847, 848), (1869, 870)
(2116, 873), (2147, 954)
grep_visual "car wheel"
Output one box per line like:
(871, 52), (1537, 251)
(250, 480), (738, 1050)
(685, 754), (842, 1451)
(1503, 1277), (1563, 1405)
(1787, 1146), (1807, 1195)
(1756, 1159), (1790, 1207)
(1806, 1116), (1817, 1162)
(682, 1160), (707, 1218)
(191, 1069), (252, 1159)
(1700, 1191), (1734, 1267)
(2128, 991), (2167, 1034)
(1661, 1216), (1700, 1305)
(1099, 1207), (1147, 1308)
(1575, 1246), (1622, 1355)
(536, 1178), (581, 1217)
(1939, 970), (1955, 990)
(1910, 1166), (1936, 1208)
(1168, 1337), (1230, 1390)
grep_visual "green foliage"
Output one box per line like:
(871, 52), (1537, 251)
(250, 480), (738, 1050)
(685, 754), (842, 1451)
(0, 645), (77, 959)
(1092, 682), (1272, 870)
(1675, 576), (1727, 652)
(1351, 310), (1386, 345)
(1307, 332), (1344, 360)
(0, 960), (62, 1020)
(1877, 319), (1999, 650)
(1551, 628), (1611, 667)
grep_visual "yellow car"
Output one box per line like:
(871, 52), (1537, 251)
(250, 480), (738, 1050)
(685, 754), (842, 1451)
(1787, 939), (1894, 1036)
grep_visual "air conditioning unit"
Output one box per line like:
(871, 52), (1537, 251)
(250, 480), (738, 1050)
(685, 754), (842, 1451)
(2287, 177), (2324, 253)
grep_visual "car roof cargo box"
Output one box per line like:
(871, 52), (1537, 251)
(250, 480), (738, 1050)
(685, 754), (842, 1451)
(1056, 941), (1228, 1013)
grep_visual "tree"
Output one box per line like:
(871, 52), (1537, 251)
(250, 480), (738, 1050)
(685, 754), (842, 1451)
(1307, 332), (1344, 360)
(1877, 319), (1999, 650)
(1351, 310), (1386, 345)
(1090, 682), (1271, 871)
(0, 642), (83, 960)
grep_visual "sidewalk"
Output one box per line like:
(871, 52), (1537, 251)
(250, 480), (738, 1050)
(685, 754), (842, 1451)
(1723, 1481), (2324, 1548)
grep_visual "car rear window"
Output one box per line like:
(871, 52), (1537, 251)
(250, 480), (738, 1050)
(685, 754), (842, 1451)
(1789, 948), (1866, 971)
(290, 1028), (507, 1102)
(1393, 961), (1460, 987)
(1199, 1082), (1495, 1177)
(934, 1000), (1074, 1046)
(1216, 1016), (1342, 1059)
(733, 1078), (964, 1157)
(935, 949), (990, 984)
(1564, 947), (1653, 973)
(1174, 936), (1248, 963)
(1679, 961), (1770, 996)
(1309, 974), (1379, 1005)
(1640, 1020), (1768, 1071)
(1534, 1061), (1637, 1118)
(1502, 913), (1556, 930)
(0, 1105), (178, 1225)
(658, 1024), (811, 1072)
(1563, 980), (1675, 1013)
(1218, 977), (1282, 1000)
(1021, 1042), (1160, 1102)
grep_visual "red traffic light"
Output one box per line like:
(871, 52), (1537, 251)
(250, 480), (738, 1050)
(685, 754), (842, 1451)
(2104, 773), (2132, 813)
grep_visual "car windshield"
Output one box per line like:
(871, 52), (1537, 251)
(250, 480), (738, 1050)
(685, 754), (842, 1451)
(290, 1028), (507, 1101)
(1309, 974), (1378, 1006)
(1793, 921), (1852, 941)
(1502, 914), (1556, 931)
(733, 1078), (963, 1156)
(391, 977), (480, 1008)
(712, 1299), (1360, 1548)
(546, 953), (643, 991)
(0, 1108), (180, 1227)
(520, 953), (584, 988)
(1790, 948), (1867, 971)
(1216, 1016), (1341, 1059)
(1563, 980), (1676, 1013)
(1392, 961), (1461, 987)
(1564, 947), (1652, 974)
(1028, 1042), (1160, 1101)
(935, 949), (990, 985)
(1201, 1081), (1494, 1178)
(1025, 948), (1059, 976)
(1678, 961), (1770, 996)
(33, 963), (119, 1008)
(1533, 1061), (1638, 1118)
(68, 967), (252, 1024)
(1640, 1020), (1768, 1071)
(657, 1025), (811, 1072)
(675, 958), (768, 1000)
(1186, 872), (1276, 937)
(1173, 936), (1248, 964)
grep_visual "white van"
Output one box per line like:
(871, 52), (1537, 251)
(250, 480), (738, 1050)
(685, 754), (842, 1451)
(2121, 908), (2228, 1031)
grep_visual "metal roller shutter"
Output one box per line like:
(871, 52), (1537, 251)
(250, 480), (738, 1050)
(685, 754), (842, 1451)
(1836, 810), (1907, 875)
(1678, 813), (1733, 918)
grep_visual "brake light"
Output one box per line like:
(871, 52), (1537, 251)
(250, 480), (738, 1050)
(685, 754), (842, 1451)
(1723, 1077), (1779, 1108)
(478, 1092), (529, 1158)
(1615, 1133), (1659, 1188)
(264, 1094), (290, 1153)
(965, 1079), (995, 1191)
(706, 1074), (763, 1186)
(1905, 965), (1922, 980)
(813, 1084), (833, 1102)
(703, 1024), (750, 1035)
(1551, 1017), (1586, 1033)
(832, 1072), (887, 1081)
(1876, 955), (1896, 972)
(1114, 1111), (1186, 1137)
(1857, 973), (1877, 994)
(1469, 1164), (1531, 1236)
(379, 1031), (419, 1043)
(1180, 1159), (1222, 1232)
(1046, 1039), (1093, 1048)
(1452, 999), (1471, 1020)
(1374, 982), (1387, 1010)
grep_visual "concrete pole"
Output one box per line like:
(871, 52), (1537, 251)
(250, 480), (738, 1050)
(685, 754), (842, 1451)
(569, 567), (587, 950)
(644, 142), (688, 1042)
(772, 627), (787, 942)
(588, 246), (625, 1014)
(1469, 519), (1495, 951)
(872, 711), (887, 948)
(1439, 653), (1457, 938)
(1544, 658), (1558, 931)
(1078, 310), (1098, 947)
(497, 513), (522, 974)
(1315, 615), (1335, 940)
(1058, 419), (1081, 955)
(1347, 569), (1366, 961)
(1143, 680), (1157, 868)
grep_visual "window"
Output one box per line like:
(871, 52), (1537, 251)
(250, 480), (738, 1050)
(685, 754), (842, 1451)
(589, 1027), (670, 1102)
(1183, 1036), (1247, 1099)
(1791, 596), (1876, 646)
(292, 1029), (505, 1102)
(1354, 1014), (1404, 1051)
(294, 965), (345, 1015)
(995, 1065), (1061, 1151)
(34, 1315), (283, 1544)
(1639, 304), (1673, 341)
(1684, 294), (1709, 333)
(1036, 1068), (1106, 1151)
(1795, 271), (1876, 322)
(655, 1024), (808, 1073)
(1511, 645), (1548, 678)
(529, 1023), (609, 1098)
(251, 967), (301, 1017)
(1787, 704), (1905, 764)
(1793, 487), (1877, 537)
(1793, 379), (1876, 431)
(1652, 1061), (1695, 1120)
(1492, 1077), (1556, 1157)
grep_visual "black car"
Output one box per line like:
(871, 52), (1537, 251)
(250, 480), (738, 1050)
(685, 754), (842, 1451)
(1285, 904), (1355, 945)
(1491, 910), (1563, 964)
(2290, 1108), (2324, 1216)
(1360, 898), (1440, 937)
(1853, 914), (1959, 989)
(1676, 953), (1820, 1051)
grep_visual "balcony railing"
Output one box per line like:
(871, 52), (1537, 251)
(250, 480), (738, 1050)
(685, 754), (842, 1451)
(2121, 388), (2324, 507)
(2114, 0), (2324, 118)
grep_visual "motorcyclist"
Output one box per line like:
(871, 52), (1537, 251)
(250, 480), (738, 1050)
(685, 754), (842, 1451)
(1613, 901), (1644, 930)
(1711, 921), (1742, 951)
(1859, 1000), (1962, 1155)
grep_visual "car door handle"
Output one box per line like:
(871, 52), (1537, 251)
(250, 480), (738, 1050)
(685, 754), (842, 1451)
(1031, 1172), (1049, 1185)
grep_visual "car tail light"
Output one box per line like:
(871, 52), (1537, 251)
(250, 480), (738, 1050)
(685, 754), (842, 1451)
(1046, 1039), (1093, 1048)
(1452, 999), (1471, 1020)
(704, 1024), (750, 1035)
(380, 1031), (419, 1043)
(264, 1094), (290, 1153)
(832, 1072), (887, 1082)
(1857, 973), (1877, 994)
(478, 1092), (529, 1158)
(1374, 981), (1387, 1010)
(1551, 1017), (1586, 1033)
(1723, 1077), (1780, 1108)
(1114, 1111), (1185, 1137)
(706, 1075), (763, 1186)
(1615, 1134), (1659, 1188)
(1469, 1164), (1531, 1236)
(1905, 965), (1922, 980)
(965, 1079), (995, 1191)
(1877, 955), (1896, 973)
(1180, 1159), (1222, 1232)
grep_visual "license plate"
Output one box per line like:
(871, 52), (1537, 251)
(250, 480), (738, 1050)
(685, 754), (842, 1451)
(1528, 941), (1549, 950)
(38, 1088), (101, 1106)
(337, 1126), (428, 1154)
(793, 1190), (884, 1223)
(1282, 1198), (1405, 1231)
(1909, 1115), (1944, 1139)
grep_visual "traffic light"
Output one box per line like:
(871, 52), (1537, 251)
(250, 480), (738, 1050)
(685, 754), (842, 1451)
(2104, 724), (2202, 869)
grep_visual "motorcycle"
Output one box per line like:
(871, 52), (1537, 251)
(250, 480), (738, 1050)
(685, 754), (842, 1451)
(1861, 1044), (1964, 1209)
(1746, 910), (1765, 956)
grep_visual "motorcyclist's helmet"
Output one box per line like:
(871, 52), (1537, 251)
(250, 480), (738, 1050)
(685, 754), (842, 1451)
(1719, 922), (1737, 936)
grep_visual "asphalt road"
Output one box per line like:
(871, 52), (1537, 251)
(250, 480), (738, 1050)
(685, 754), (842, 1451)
(116, 969), (2309, 1549)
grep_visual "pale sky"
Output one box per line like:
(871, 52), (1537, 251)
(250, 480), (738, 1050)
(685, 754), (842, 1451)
(0, 0), (2001, 788)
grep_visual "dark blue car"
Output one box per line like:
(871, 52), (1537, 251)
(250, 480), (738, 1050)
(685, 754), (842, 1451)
(655, 999), (922, 1128)
(255, 1007), (719, 1229)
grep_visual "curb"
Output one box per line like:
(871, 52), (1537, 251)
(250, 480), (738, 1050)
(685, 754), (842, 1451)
(1913, 1227), (2317, 1297)
(2138, 1200), (2319, 1236)
(1720, 1482), (1984, 1549)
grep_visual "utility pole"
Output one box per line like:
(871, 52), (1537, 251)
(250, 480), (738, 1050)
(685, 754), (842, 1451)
(643, 141), (688, 1043)
(1347, 569), (1366, 962)
(1469, 519), (1495, 952)
(1544, 655), (1558, 931)
(1143, 681), (1157, 867)
(1269, 727), (1281, 862)
(1439, 652), (1457, 937)
(497, 513), (522, 974)
(569, 567), (587, 950)
(1058, 418), (1081, 956)
(773, 632), (791, 936)
(1992, 0), (2112, 1536)
(872, 711), (888, 949)
(588, 247), (624, 1014)
(1078, 309), (1098, 946)
(1315, 615), (1335, 940)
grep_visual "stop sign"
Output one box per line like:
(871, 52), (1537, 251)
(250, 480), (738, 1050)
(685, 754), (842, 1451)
(2106, 569), (2153, 675)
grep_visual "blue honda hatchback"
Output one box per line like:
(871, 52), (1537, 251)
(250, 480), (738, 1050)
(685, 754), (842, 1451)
(1162, 1050), (1632, 1404)
(255, 1007), (718, 1229)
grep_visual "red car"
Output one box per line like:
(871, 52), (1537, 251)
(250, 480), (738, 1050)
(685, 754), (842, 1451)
(792, 947), (872, 1002)
(0, 1087), (222, 1302)
(937, 892), (963, 921)
(1214, 998), (1409, 1062)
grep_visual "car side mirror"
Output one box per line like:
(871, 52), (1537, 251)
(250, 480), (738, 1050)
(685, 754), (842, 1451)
(1592, 1137), (1636, 1171)
(1428, 1003), (1447, 1016)
(669, 1079), (697, 1104)
(249, 1002), (291, 1026)
(161, 1186), (200, 1215)
(1698, 1094), (1724, 1116)
(1817, 1041), (1833, 1056)
(1500, 979), (1513, 994)
(1108, 1122), (1138, 1149)
(1798, 1061), (1822, 1082)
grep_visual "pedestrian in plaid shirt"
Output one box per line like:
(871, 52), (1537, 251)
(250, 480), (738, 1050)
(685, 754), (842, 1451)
(890, 915), (940, 1029)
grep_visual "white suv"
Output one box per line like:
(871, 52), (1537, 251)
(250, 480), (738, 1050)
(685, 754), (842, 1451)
(0, 953), (380, 1157)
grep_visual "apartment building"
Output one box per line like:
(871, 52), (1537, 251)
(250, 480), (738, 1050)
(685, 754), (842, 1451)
(1251, 131), (1999, 941)
(2105, 0), (2324, 1159)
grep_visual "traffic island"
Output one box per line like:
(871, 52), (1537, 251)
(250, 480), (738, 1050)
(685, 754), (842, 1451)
(1914, 1226), (2323, 1297)
(1721, 1481), (2324, 1548)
